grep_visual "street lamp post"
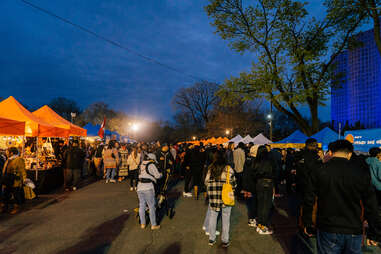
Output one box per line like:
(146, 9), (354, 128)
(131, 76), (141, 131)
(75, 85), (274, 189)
(267, 101), (273, 141)
(267, 114), (273, 141)
(70, 112), (76, 123)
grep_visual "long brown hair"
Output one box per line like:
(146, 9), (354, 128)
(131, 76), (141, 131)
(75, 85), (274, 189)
(209, 151), (227, 180)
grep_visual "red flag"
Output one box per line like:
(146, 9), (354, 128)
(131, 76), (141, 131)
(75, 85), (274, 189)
(98, 117), (106, 138)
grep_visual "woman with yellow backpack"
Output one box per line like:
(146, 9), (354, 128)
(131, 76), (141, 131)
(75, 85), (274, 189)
(205, 150), (237, 248)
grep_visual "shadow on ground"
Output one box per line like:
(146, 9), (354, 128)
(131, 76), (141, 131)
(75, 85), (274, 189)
(56, 213), (130, 254)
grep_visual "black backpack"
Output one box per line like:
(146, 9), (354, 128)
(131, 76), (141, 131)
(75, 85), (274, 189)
(138, 162), (156, 183)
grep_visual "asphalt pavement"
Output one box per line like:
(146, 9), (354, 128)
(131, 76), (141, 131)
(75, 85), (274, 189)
(0, 180), (298, 254)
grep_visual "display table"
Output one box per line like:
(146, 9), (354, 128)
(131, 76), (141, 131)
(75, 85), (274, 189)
(26, 167), (64, 194)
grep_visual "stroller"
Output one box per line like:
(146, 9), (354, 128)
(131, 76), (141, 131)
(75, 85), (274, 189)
(134, 169), (176, 224)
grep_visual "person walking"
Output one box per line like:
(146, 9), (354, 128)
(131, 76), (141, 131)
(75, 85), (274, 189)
(1, 147), (26, 214)
(233, 142), (245, 197)
(118, 144), (129, 182)
(127, 147), (141, 191)
(93, 143), (104, 179)
(242, 151), (258, 228)
(64, 140), (85, 191)
(303, 140), (381, 253)
(205, 150), (237, 247)
(102, 142), (119, 183)
(250, 145), (276, 234)
(137, 153), (162, 230)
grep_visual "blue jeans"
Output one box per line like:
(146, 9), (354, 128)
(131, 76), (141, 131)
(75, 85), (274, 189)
(203, 206), (222, 233)
(105, 168), (116, 180)
(317, 231), (362, 254)
(137, 189), (157, 226)
(208, 206), (232, 243)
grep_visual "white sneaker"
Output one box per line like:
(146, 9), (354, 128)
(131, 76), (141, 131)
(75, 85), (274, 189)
(105, 179), (109, 184)
(205, 231), (220, 236)
(130, 187), (134, 191)
(110, 179), (116, 183)
(183, 192), (192, 197)
(72, 187), (77, 191)
(248, 219), (257, 227)
(257, 225), (273, 235)
(202, 226), (206, 231)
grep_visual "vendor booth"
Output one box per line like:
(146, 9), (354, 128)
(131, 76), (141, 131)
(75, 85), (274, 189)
(344, 128), (381, 153)
(0, 96), (69, 193)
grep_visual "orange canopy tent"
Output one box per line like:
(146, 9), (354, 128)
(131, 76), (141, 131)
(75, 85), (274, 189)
(33, 105), (87, 136)
(0, 96), (68, 137)
(215, 137), (229, 144)
(0, 117), (25, 136)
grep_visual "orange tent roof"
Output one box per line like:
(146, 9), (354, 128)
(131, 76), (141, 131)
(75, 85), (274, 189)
(215, 137), (229, 144)
(33, 106), (87, 136)
(0, 96), (68, 137)
(0, 117), (25, 136)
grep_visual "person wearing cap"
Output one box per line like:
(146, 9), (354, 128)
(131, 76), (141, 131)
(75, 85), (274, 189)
(137, 153), (162, 230)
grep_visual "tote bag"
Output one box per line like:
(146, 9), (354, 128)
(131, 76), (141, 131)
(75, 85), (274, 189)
(222, 166), (235, 206)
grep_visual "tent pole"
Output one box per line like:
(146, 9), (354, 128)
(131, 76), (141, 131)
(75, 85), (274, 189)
(35, 136), (39, 181)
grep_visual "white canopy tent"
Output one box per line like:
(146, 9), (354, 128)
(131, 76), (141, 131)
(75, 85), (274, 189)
(252, 133), (272, 145)
(241, 135), (255, 144)
(229, 135), (243, 144)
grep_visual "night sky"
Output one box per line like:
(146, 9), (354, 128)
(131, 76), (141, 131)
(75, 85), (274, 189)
(1, 0), (330, 122)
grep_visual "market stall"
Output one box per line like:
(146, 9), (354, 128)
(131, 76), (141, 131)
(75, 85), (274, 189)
(0, 96), (68, 193)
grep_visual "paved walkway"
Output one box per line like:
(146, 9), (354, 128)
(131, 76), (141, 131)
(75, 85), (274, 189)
(0, 180), (297, 254)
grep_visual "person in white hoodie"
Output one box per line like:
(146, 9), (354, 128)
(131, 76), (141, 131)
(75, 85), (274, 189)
(137, 153), (162, 230)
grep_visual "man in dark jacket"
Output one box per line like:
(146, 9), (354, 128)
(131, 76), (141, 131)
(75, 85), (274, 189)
(293, 138), (322, 227)
(303, 140), (381, 253)
(64, 140), (85, 191)
(156, 144), (174, 194)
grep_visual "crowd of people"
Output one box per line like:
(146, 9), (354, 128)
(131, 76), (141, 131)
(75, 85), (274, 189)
(2, 136), (381, 252)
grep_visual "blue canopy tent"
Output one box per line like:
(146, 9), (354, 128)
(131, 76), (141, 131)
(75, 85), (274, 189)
(344, 128), (381, 152)
(277, 130), (309, 144)
(83, 123), (120, 140)
(83, 123), (99, 137)
(311, 127), (341, 150)
(120, 136), (137, 144)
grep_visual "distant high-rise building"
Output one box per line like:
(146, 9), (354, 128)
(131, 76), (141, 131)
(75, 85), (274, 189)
(331, 29), (381, 130)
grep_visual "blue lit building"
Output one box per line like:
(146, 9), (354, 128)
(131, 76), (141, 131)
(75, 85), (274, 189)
(331, 28), (381, 129)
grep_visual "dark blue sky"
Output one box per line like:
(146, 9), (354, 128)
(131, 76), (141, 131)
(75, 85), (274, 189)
(1, 0), (330, 122)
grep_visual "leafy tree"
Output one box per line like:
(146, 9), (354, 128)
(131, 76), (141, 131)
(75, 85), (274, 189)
(48, 97), (81, 121)
(326, 0), (381, 56)
(172, 81), (219, 127)
(206, 101), (265, 137)
(75, 102), (116, 127)
(206, 0), (365, 135)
